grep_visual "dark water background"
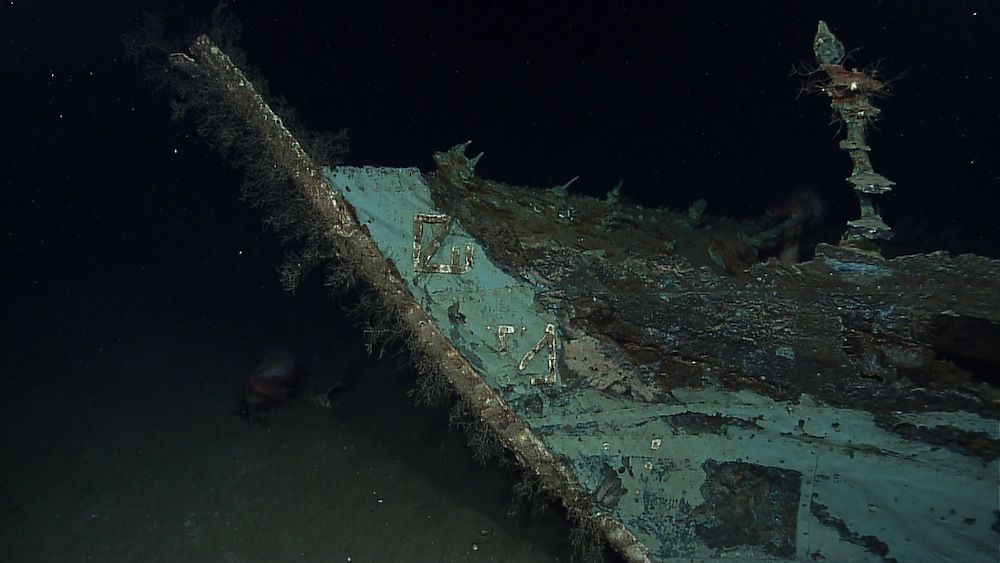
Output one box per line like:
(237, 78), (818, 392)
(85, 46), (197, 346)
(2, 1), (997, 560)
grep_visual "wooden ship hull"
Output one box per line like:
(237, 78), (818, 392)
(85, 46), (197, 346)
(161, 33), (999, 562)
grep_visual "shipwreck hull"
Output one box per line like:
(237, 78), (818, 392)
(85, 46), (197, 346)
(331, 163), (998, 561)
(165, 34), (999, 562)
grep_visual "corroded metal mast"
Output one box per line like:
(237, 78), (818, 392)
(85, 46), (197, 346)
(812, 20), (895, 253)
